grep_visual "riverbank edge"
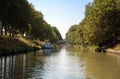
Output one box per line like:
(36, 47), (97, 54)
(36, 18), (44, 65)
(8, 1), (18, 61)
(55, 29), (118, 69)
(67, 44), (120, 54)
(0, 36), (41, 56)
(67, 45), (97, 52)
(106, 49), (120, 54)
(0, 46), (40, 56)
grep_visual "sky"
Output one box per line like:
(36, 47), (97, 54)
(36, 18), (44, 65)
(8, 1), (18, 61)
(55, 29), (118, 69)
(28, 0), (93, 38)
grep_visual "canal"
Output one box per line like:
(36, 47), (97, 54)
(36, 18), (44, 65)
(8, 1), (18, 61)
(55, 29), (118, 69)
(0, 46), (120, 79)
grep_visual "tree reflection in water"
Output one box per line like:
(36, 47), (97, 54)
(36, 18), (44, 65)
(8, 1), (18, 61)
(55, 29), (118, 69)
(43, 49), (52, 56)
(0, 46), (120, 79)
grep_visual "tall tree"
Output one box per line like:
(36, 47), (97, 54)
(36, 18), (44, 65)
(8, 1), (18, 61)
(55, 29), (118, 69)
(66, 0), (120, 48)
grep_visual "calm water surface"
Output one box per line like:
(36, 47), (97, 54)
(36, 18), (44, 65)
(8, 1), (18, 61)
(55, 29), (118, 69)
(0, 46), (120, 79)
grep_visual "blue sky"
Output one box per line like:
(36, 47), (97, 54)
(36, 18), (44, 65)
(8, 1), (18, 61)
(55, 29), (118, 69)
(28, 0), (93, 38)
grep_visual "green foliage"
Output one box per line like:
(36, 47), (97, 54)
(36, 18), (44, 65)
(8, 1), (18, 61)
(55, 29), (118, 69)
(50, 27), (63, 43)
(0, 0), (62, 43)
(66, 0), (120, 48)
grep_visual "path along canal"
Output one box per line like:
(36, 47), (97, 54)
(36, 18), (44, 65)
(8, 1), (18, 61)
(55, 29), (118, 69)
(0, 46), (120, 79)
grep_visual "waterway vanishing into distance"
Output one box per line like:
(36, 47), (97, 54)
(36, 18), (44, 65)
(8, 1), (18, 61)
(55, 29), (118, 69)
(0, 46), (120, 79)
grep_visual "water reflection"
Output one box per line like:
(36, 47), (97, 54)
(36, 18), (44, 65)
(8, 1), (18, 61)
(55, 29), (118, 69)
(84, 53), (120, 79)
(66, 47), (120, 79)
(0, 46), (120, 79)
(0, 55), (25, 79)
(43, 49), (52, 56)
(39, 47), (86, 79)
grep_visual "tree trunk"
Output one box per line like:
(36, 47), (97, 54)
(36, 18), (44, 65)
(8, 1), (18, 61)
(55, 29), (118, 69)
(1, 26), (3, 36)
(5, 27), (7, 36)
(9, 29), (12, 37)
(12, 30), (15, 37)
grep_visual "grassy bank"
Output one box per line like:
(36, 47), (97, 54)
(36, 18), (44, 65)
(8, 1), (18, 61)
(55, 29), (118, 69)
(106, 44), (120, 54)
(67, 45), (97, 52)
(0, 36), (42, 56)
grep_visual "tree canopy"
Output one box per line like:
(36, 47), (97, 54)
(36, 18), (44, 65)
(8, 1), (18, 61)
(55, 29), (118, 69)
(66, 0), (120, 48)
(0, 0), (62, 43)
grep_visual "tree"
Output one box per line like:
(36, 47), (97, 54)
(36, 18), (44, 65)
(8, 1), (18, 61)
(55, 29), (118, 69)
(50, 27), (62, 43)
(0, 0), (63, 43)
(66, 0), (120, 48)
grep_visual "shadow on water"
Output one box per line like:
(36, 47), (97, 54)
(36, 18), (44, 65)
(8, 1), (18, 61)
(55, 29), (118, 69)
(0, 46), (63, 79)
(43, 49), (52, 56)
(0, 46), (120, 79)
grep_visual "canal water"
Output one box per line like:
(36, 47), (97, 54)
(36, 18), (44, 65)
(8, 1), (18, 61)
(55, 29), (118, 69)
(0, 46), (120, 79)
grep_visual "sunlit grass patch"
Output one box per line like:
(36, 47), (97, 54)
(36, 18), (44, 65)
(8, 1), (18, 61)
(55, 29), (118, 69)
(0, 36), (40, 56)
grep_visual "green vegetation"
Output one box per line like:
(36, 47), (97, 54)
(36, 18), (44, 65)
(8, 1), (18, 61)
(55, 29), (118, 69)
(0, 36), (40, 56)
(0, 0), (62, 43)
(0, 0), (63, 55)
(66, 0), (120, 49)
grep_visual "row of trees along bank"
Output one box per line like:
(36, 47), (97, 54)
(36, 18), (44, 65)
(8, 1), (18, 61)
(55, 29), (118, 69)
(0, 0), (62, 43)
(66, 0), (120, 49)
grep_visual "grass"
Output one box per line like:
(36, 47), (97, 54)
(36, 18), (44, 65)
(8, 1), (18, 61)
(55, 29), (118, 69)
(0, 36), (41, 56)
(67, 45), (97, 52)
(112, 44), (120, 50)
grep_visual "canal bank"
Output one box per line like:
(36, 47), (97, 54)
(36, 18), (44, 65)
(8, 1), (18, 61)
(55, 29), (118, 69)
(106, 49), (120, 54)
(67, 44), (120, 55)
(106, 44), (120, 54)
(0, 36), (41, 56)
